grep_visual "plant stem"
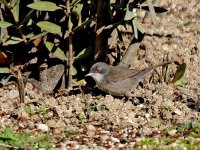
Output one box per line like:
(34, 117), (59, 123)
(67, 0), (73, 89)
(94, 0), (109, 62)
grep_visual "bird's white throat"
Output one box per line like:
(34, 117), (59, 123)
(86, 73), (104, 83)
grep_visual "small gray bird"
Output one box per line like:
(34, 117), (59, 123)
(86, 61), (172, 97)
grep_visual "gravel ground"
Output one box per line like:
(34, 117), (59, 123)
(0, 0), (199, 149)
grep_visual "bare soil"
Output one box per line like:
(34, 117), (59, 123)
(0, 0), (199, 149)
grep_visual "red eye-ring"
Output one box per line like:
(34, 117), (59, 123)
(96, 68), (100, 73)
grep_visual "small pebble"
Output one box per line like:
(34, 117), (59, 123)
(174, 109), (182, 115)
(110, 137), (120, 143)
(37, 123), (49, 132)
(86, 124), (96, 131)
(168, 129), (177, 136)
(7, 90), (19, 99)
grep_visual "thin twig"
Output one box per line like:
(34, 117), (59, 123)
(17, 69), (25, 103)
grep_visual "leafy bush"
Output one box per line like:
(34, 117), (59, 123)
(0, 0), (167, 88)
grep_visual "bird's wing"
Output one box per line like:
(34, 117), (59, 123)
(106, 66), (140, 82)
(106, 61), (173, 82)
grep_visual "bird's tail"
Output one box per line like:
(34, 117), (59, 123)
(134, 61), (173, 80)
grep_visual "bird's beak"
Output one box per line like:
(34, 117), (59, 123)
(85, 72), (93, 77)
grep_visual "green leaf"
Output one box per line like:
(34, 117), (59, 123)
(27, 19), (33, 26)
(25, 33), (34, 38)
(0, 21), (13, 28)
(132, 19), (138, 39)
(21, 10), (35, 25)
(71, 65), (77, 76)
(71, 0), (81, 6)
(44, 41), (54, 51)
(172, 63), (186, 84)
(52, 47), (67, 61)
(72, 3), (83, 26)
(27, 1), (60, 11)
(134, 18), (146, 33)
(173, 77), (187, 86)
(0, 75), (12, 85)
(11, 0), (19, 22)
(3, 36), (23, 45)
(73, 18), (93, 32)
(0, 67), (11, 73)
(0, 0), (10, 9)
(44, 41), (67, 61)
(146, 0), (157, 24)
(29, 32), (47, 41)
(124, 4), (135, 21)
(74, 47), (92, 61)
(37, 21), (61, 34)
(75, 79), (85, 86)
